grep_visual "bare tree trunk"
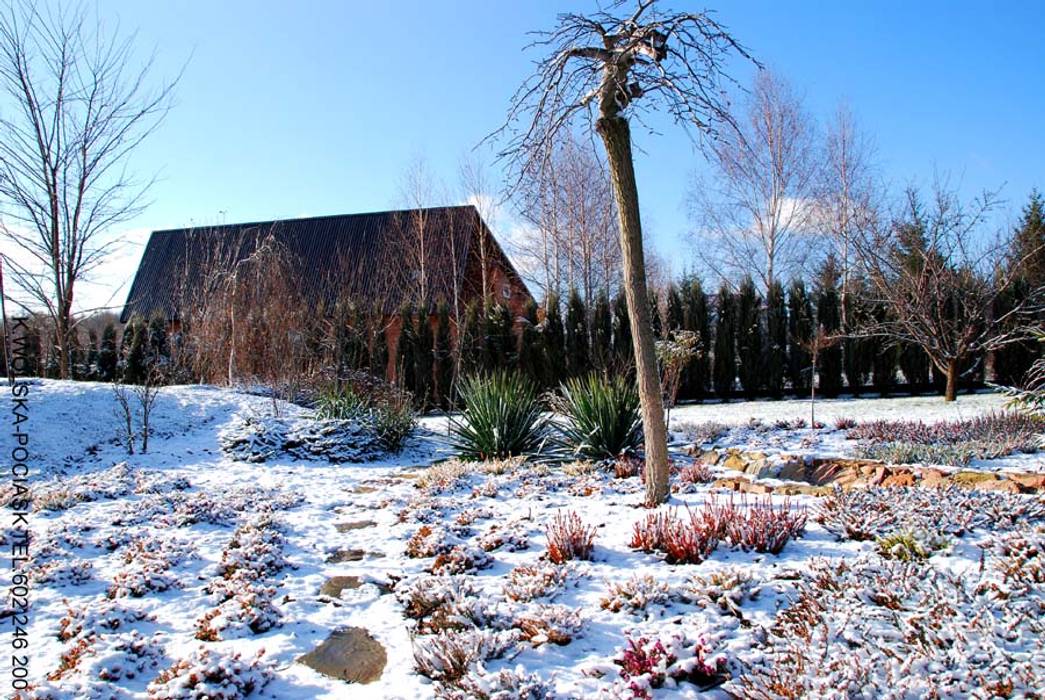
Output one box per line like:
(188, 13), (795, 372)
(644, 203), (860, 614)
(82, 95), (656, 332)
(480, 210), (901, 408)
(598, 116), (669, 505)
(944, 358), (958, 402)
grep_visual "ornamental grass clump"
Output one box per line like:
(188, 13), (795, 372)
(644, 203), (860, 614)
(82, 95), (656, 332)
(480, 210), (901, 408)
(551, 374), (642, 460)
(450, 371), (548, 460)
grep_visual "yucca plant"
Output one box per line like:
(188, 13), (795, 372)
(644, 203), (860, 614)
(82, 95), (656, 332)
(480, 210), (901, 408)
(450, 371), (547, 460)
(552, 374), (642, 459)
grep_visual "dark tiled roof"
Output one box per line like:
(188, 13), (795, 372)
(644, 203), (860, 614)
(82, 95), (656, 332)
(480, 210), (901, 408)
(121, 205), (518, 322)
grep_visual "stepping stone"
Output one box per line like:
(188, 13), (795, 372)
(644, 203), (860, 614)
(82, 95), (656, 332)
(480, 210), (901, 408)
(319, 576), (390, 599)
(298, 627), (387, 684)
(326, 549), (385, 563)
(350, 485), (378, 495)
(335, 520), (376, 533)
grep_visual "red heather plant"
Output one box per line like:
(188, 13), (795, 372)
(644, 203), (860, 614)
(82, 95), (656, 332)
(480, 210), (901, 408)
(833, 416), (857, 430)
(545, 511), (597, 564)
(676, 462), (713, 486)
(707, 496), (808, 555)
(629, 509), (719, 565)
(613, 633), (727, 698)
(845, 411), (1042, 447)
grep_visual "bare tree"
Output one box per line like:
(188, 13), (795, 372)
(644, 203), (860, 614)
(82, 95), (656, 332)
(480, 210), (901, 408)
(112, 377), (136, 454)
(395, 155), (443, 305)
(855, 183), (1044, 402)
(459, 154), (495, 311)
(823, 103), (879, 329)
(689, 70), (821, 291)
(133, 364), (162, 452)
(493, 0), (754, 505)
(511, 131), (621, 301)
(0, 1), (178, 378)
(802, 325), (841, 427)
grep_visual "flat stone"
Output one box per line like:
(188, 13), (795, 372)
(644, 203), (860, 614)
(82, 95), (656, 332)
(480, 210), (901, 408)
(335, 520), (376, 533)
(1007, 473), (1045, 491)
(712, 477), (750, 492)
(298, 627), (387, 684)
(326, 549), (385, 563)
(951, 471), (999, 487)
(777, 460), (808, 482)
(722, 453), (748, 471)
(702, 450), (721, 465)
(743, 458), (775, 479)
(919, 468), (949, 485)
(350, 485), (377, 495)
(744, 482), (775, 494)
(968, 478), (1021, 494)
(881, 471), (916, 488)
(320, 576), (390, 598)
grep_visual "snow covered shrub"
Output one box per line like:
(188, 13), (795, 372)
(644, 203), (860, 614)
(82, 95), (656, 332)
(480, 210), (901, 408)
(550, 374), (642, 460)
(816, 486), (1044, 542)
(95, 631), (167, 682)
(563, 460), (599, 477)
(31, 559), (93, 586)
(512, 604), (584, 646)
(58, 599), (153, 642)
(440, 665), (555, 700)
(674, 462), (713, 491)
(676, 421), (728, 446)
(610, 632), (727, 698)
(33, 462), (138, 512)
(682, 567), (762, 618)
(395, 575), (494, 633)
(478, 520), (530, 552)
(545, 511), (596, 563)
(406, 525), (455, 559)
(833, 416), (857, 430)
(599, 574), (672, 613)
(772, 418), (807, 430)
(195, 583), (281, 640)
(47, 637), (94, 681)
(450, 371), (548, 460)
(219, 413), (395, 463)
(218, 517), (287, 579)
(431, 545), (494, 574)
(147, 647), (273, 700)
(736, 555), (1045, 698)
(992, 524), (1045, 589)
(629, 509), (719, 565)
(416, 460), (473, 495)
(107, 567), (179, 598)
(875, 530), (947, 560)
(107, 535), (196, 598)
(412, 629), (519, 684)
(709, 496), (807, 555)
(611, 455), (640, 479)
(504, 563), (570, 602)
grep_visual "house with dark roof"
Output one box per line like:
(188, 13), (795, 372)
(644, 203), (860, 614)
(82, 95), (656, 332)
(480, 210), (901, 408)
(121, 205), (533, 377)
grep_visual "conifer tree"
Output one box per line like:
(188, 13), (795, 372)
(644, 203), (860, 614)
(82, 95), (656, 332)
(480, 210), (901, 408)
(517, 299), (544, 387)
(665, 283), (684, 334)
(589, 290), (612, 372)
(765, 280), (787, 398)
(899, 342), (930, 392)
(371, 315), (390, 381)
(415, 310), (434, 407)
(648, 288), (663, 339)
(458, 300), (482, 378)
(815, 260), (843, 397)
(85, 328), (99, 380)
(434, 301), (453, 408)
(123, 318), (147, 384)
(871, 304), (898, 396)
(543, 292), (565, 385)
(712, 283), (736, 398)
(564, 288), (589, 377)
(736, 276), (763, 395)
(681, 278), (709, 400)
(484, 303), (515, 371)
(994, 191), (1045, 384)
(787, 279), (813, 395)
(147, 314), (168, 371)
(395, 304), (417, 392)
(98, 323), (118, 382)
(612, 292), (632, 370)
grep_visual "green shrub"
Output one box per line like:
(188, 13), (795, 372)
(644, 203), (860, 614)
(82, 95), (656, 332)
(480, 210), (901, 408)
(314, 387), (368, 420)
(551, 374), (642, 459)
(450, 371), (547, 461)
(313, 373), (418, 452)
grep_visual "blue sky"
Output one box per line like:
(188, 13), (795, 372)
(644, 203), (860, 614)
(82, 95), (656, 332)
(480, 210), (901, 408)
(60, 0), (1045, 308)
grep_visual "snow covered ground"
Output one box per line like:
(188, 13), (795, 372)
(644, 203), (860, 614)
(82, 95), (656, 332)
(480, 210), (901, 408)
(4, 381), (1043, 698)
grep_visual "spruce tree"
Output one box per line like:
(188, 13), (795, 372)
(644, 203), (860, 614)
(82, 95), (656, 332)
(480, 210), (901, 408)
(124, 318), (147, 384)
(871, 316), (898, 396)
(815, 259), (843, 398)
(85, 329), (100, 380)
(765, 280), (787, 399)
(98, 323), (118, 381)
(712, 283), (736, 398)
(516, 299), (544, 387)
(735, 276), (763, 395)
(564, 288), (589, 377)
(681, 278), (709, 401)
(415, 310), (434, 407)
(899, 342), (929, 392)
(543, 292), (565, 385)
(395, 304), (417, 392)
(371, 314), (390, 381)
(434, 301), (453, 408)
(647, 288), (663, 339)
(612, 292), (632, 370)
(787, 280), (813, 395)
(994, 191), (1045, 384)
(589, 290), (612, 372)
(147, 314), (169, 374)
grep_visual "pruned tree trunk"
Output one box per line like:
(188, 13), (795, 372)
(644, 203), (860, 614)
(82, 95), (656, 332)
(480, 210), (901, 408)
(598, 115), (669, 505)
(944, 358), (959, 402)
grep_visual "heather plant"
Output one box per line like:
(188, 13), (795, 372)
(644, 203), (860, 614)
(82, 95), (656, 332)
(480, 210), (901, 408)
(674, 462), (714, 491)
(504, 562), (570, 602)
(709, 496), (808, 555)
(683, 567), (762, 619)
(847, 411), (1042, 457)
(412, 629), (519, 684)
(451, 371), (548, 460)
(611, 632), (727, 698)
(147, 647), (274, 699)
(676, 420), (728, 446)
(629, 509), (719, 565)
(599, 574), (672, 613)
(545, 511), (597, 563)
(551, 374), (642, 459)
(512, 604), (584, 646)
(430, 545), (494, 575)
